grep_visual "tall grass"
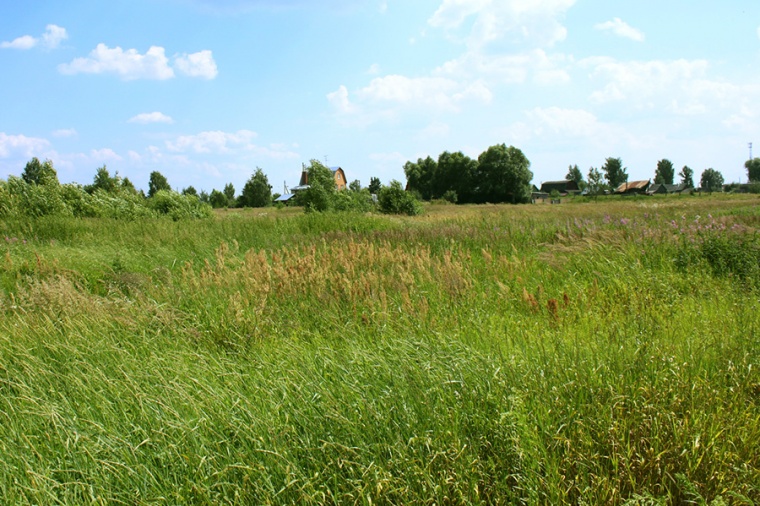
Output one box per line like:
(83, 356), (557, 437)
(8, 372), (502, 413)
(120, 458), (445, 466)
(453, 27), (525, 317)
(1, 196), (759, 504)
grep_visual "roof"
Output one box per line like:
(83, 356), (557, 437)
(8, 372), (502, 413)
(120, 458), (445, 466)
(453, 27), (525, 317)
(540, 180), (580, 193)
(275, 193), (296, 202)
(615, 180), (650, 193)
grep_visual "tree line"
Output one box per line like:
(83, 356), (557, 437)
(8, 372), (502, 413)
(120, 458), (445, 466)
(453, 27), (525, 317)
(403, 143), (533, 204)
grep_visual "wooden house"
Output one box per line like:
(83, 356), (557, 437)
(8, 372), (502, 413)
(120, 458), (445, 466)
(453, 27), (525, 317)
(540, 180), (580, 195)
(614, 180), (650, 194)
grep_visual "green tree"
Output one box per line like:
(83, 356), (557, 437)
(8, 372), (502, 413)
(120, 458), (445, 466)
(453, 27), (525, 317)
(349, 179), (362, 192)
(700, 168), (724, 192)
(121, 177), (138, 195)
(654, 159), (675, 185)
(601, 157), (628, 190)
(22, 158), (59, 186)
(586, 167), (604, 198)
(296, 160), (336, 212)
(223, 183), (236, 207)
(566, 164), (583, 184)
(403, 156), (437, 200)
(679, 166), (694, 188)
(199, 190), (209, 203)
(182, 186), (198, 197)
(148, 171), (171, 197)
(86, 165), (119, 194)
(436, 151), (477, 203)
(239, 168), (272, 208)
(745, 158), (760, 182)
(476, 144), (533, 204)
(368, 177), (382, 194)
(209, 189), (227, 208)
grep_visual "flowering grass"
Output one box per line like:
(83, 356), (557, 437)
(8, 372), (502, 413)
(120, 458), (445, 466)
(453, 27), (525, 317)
(0, 194), (759, 504)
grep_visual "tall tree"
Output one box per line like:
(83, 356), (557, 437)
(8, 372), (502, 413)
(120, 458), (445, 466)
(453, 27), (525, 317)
(566, 164), (583, 185)
(679, 166), (694, 188)
(476, 144), (533, 204)
(700, 168), (724, 192)
(348, 179), (362, 192)
(209, 189), (227, 208)
(148, 171), (170, 197)
(86, 165), (119, 194)
(586, 167), (603, 198)
(436, 151), (477, 203)
(654, 159), (675, 185)
(403, 156), (437, 200)
(601, 157), (628, 190)
(182, 186), (198, 197)
(745, 158), (760, 182)
(22, 158), (59, 186)
(368, 177), (382, 194)
(239, 168), (272, 208)
(296, 160), (336, 212)
(223, 183), (236, 207)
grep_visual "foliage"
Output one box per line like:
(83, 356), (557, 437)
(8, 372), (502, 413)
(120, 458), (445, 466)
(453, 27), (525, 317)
(745, 157), (760, 182)
(21, 157), (59, 186)
(209, 189), (228, 209)
(295, 160), (337, 213)
(368, 177), (382, 194)
(602, 157), (628, 189)
(147, 190), (213, 220)
(223, 183), (236, 207)
(654, 159), (675, 185)
(148, 171), (171, 198)
(476, 143), (533, 204)
(566, 164), (585, 189)
(403, 156), (437, 201)
(85, 165), (120, 194)
(377, 180), (423, 215)
(586, 166), (604, 197)
(679, 166), (695, 188)
(700, 168), (724, 192)
(348, 179), (362, 192)
(239, 168), (272, 208)
(182, 186), (198, 197)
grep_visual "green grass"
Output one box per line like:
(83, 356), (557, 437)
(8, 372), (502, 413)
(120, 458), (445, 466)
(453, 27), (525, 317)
(1, 196), (759, 504)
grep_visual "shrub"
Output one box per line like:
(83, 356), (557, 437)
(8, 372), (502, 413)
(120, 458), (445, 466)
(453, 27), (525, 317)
(148, 190), (213, 220)
(377, 180), (423, 216)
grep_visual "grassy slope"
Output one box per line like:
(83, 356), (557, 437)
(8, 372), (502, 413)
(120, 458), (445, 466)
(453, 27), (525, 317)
(1, 195), (759, 505)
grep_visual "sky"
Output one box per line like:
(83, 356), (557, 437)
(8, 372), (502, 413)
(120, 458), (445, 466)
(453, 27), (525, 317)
(1, 0), (759, 194)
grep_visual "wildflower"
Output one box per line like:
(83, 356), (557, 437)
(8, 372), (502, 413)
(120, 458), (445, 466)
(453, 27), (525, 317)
(620, 218), (629, 225)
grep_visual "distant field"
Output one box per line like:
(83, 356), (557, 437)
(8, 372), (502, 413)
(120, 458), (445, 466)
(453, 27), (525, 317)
(1, 194), (759, 504)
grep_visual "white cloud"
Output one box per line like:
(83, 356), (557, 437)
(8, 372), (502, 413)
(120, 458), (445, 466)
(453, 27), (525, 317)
(1, 24), (67, 50)
(59, 44), (175, 80)
(41, 24), (68, 49)
(1, 35), (37, 50)
(327, 85), (357, 114)
(524, 107), (601, 137)
(129, 112), (174, 124)
(0, 133), (50, 158)
(585, 58), (709, 105)
(436, 49), (571, 85)
(90, 148), (123, 162)
(367, 63), (381, 75)
(52, 128), (78, 138)
(594, 18), (645, 42)
(428, 0), (576, 48)
(357, 74), (491, 111)
(167, 130), (258, 154)
(174, 50), (218, 79)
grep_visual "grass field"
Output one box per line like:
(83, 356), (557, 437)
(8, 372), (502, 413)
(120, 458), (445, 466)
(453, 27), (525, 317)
(1, 194), (759, 504)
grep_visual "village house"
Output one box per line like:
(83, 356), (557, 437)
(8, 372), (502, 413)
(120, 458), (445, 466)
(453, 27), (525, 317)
(615, 180), (650, 195)
(275, 166), (348, 203)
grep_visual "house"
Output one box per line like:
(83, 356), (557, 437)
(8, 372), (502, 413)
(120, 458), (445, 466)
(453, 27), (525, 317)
(540, 180), (580, 195)
(646, 183), (688, 195)
(276, 166), (348, 203)
(615, 180), (650, 194)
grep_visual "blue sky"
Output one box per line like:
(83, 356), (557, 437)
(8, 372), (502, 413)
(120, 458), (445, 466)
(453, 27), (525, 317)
(1, 0), (759, 194)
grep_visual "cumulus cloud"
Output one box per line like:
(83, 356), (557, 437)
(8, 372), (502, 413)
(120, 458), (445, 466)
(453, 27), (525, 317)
(0, 133), (50, 158)
(436, 49), (571, 85)
(167, 130), (258, 154)
(1, 24), (68, 50)
(90, 148), (123, 161)
(428, 0), (576, 48)
(59, 44), (175, 80)
(357, 74), (492, 111)
(59, 44), (218, 80)
(585, 58), (709, 105)
(174, 50), (218, 79)
(594, 18), (645, 42)
(327, 85), (357, 114)
(128, 112), (174, 124)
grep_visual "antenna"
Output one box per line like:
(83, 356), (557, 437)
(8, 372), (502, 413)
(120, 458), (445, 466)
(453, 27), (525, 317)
(750, 142), (753, 161)
(324, 155), (329, 165)
(284, 180), (289, 194)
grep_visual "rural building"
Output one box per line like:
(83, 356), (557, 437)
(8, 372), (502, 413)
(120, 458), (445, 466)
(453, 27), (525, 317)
(615, 180), (650, 194)
(539, 180), (580, 195)
(646, 183), (688, 195)
(276, 166), (348, 203)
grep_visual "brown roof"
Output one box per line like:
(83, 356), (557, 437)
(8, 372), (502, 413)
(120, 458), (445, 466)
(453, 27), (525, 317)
(615, 180), (650, 193)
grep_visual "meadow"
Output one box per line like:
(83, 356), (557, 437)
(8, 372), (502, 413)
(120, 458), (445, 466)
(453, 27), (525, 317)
(0, 194), (759, 505)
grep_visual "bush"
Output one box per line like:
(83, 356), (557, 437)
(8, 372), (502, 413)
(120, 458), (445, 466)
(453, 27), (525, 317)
(148, 190), (213, 220)
(377, 181), (423, 216)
